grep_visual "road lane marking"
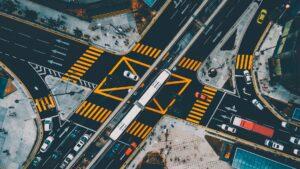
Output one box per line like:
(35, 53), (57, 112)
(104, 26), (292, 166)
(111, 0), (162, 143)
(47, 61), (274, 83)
(33, 49), (46, 55)
(14, 43), (27, 48)
(36, 38), (50, 44)
(0, 37), (9, 42)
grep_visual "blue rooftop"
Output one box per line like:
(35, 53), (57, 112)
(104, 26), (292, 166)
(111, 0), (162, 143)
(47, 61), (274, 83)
(232, 148), (295, 169)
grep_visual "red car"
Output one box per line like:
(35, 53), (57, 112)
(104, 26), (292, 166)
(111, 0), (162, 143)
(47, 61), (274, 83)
(194, 92), (207, 100)
(124, 142), (137, 156)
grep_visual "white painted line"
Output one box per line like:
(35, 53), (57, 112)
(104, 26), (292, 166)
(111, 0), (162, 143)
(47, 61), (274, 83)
(206, 92), (226, 127)
(37, 38), (50, 44)
(54, 44), (68, 51)
(18, 32), (31, 38)
(0, 37), (9, 42)
(14, 43), (27, 48)
(50, 55), (64, 61)
(1, 26), (13, 31)
(33, 49), (46, 55)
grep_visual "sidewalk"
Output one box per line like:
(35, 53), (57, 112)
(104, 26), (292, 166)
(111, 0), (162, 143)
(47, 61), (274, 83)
(0, 77), (37, 169)
(0, 0), (140, 55)
(253, 24), (300, 105)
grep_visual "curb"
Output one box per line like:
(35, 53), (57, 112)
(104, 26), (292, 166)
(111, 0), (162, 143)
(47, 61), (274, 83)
(0, 61), (44, 169)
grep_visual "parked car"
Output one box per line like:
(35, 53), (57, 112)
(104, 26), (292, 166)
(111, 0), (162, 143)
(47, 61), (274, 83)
(281, 121), (299, 132)
(32, 156), (42, 167)
(74, 134), (90, 152)
(264, 139), (284, 151)
(195, 92), (208, 100)
(44, 117), (53, 132)
(243, 70), (252, 85)
(257, 9), (267, 24)
(60, 153), (74, 169)
(120, 142), (138, 160)
(40, 136), (54, 153)
(123, 70), (139, 81)
(221, 124), (237, 133)
(293, 149), (300, 156)
(51, 150), (62, 160)
(252, 99), (264, 110)
(289, 136), (300, 145)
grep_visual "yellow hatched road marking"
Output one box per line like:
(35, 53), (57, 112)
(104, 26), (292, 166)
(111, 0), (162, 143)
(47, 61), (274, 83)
(190, 61), (198, 70)
(186, 60), (195, 69)
(207, 99), (212, 102)
(204, 85), (217, 92)
(127, 121), (137, 132)
(140, 46), (149, 55)
(132, 43), (140, 51)
(182, 58), (190, 68)
(188, 114), (202, 120)
(67, 70), (84, 76)
(190, 110), (204, 116)
(64, 73), (80, 80)
(178, 57), (186, 66)
(97, 109), (107, 122)
(193, 62), (202, 71)
(40, 99), (46, 111)
(92, 107), (104, 120)
(186, 118), (199, 124)
(86, 50), (101, 56)
(244, 55), (249, 69)
(35, 99), (42, 112)
(76, 101), (87, 114)
(74, 63), (89, 70)
(100, 111), (111, 123)
(133, 124), (144, 136)
(138, 125), (148, 138)
(197, 101), (209, 106)
(202, 89), (216, 96)
(141, 127), (152, 139)
(88, 106), (99, 119)
(248, 55), (253, 70)
(76, 60), (92, 67)
(71, 66), (86, 74)
(240, 55), (245, 69)
(79, 102), (91, 116)
(136, 44), (144, 53)
(84, 104), (96, 117)
(83, 53), (98, 60)
(48, 96), (55, 107)
(79, 57), (95, 63)
(89, 46), (103, 53)
(149, 48), (157, 57)
(44, 97), (50, 106)
(192, 107), (205, 113)
(130, 122), (140, 135)
(153, 50), (161, 58)
(194, 104), (208, 110)
(145, 46), (153, 55)
(236, 55), (240, 69)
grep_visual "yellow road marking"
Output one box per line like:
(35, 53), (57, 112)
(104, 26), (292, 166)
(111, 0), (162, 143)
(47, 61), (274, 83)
(236, 55), (240, 69)
(145, 46), (153, 55)
(86, 50), (101, 56)
(202, 89), (216, 96)
(136, 44), (144, 53)
(64, 73), (80, 80)
(197, 101), (209, 106)
(190, 61), (198, 70)
(83, 53), (98, 60)
(182, 58), (190, 68)
(186, 118), (199, 124)
(80, 102), (91, 116)
(40, 99), (46, 111)
(99, 86), (134, 92)
(73, 63), (89, 70)
(76, 101), (87, 114)
(76, 60), (92, 67)
(142, 127), (152, 139)
(100, 111), (111, 123)
(138, 125), (148, 138)
(89, 46), (103, 53)
(79, 57), (95, 64)
(88, 106), (99, 119)
(204, 85), (217, 92)
(186, 60), (195, 69)
(192, 106), (205, 112)
(92, 107), (104, 120)
(188, 114), (202, 120)
(190, 110), (204, 116)
(35, 99), (42, 112)
(124, 59), (138, 76)
(44, 97), (50, 106)
(178, 57), (186, 66)
(49, 96), (55, 107)
(130, 122), (140, 135)
(97, 109), (107, 122)
(240, 55), (244, 69)
(134, 123), (144, 136)
(71, 66), (86, 73)
(132, 43), (140, 52)
(140, 46), (149, 55)
(244, 55), (249, 69)
(194, 104), (208, 110)
(193, 62), (202, 71)
(153, 98), (164, 112)
(149, 48), (157, 57)
(153, 50), (161, 58)
(67, 70), (84, 76)
(84, 104), (95, 117)
(127, 121), (137, 132)
(248, 55), (253, 70)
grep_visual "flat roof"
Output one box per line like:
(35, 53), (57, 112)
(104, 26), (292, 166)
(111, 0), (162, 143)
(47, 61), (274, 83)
(232, 148), (295, 169)
(143, 0), (157, 7)
(292, 108), (300, 121)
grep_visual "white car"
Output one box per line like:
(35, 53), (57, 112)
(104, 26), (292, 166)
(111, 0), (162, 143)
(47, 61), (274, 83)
(60, 153), (74, 169)
(264, 139), (284, 151)
(252, 99), (264, 110)
(289, 137), (300, 145)
(40, 136), (54, 153)
(44, 118), (53, 132)
(221, 124), (237, 133)
(281, 121), (299, 132)
(293, 149), (300, 156)
(74, 134), (90, 152)
(243, 70), (252, 85)
(123, 70), (139, 81)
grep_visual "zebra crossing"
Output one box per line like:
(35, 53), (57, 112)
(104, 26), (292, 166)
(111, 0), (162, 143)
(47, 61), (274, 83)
(235, 54), (253, 70)
(62, 46), (104, 83)
(34, 95), (56, 113)
(186, 86), (217, 124)
(29, 62), (97, 89)
(75, 101), (112, 123)
(126, 121), (153, 140)
(132, 43), (162, 59)
(177, 57), (202, 71)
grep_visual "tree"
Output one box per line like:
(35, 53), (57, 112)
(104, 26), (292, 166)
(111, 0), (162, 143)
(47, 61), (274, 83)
(1, 0), (17, 14)
(73, 27), (83, 38)
(24, 9), (38, 21)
